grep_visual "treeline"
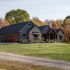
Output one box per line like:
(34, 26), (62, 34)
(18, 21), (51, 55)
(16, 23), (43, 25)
(0, 9), (70, 42)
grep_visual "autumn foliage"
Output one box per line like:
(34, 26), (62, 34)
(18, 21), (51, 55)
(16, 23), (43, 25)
(51, 20), (61, 29)
(32, 17), (47, 26)
(0, 19), (10, 28)
(63, 16), (70, 42)
(64, 22), (70, 41)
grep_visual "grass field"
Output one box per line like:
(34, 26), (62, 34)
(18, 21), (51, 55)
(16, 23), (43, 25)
(0, 43), (70, 61)
(0, 60), (64, 70)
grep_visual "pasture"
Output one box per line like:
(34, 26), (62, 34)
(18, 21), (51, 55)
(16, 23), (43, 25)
(0, 43), (70, 61)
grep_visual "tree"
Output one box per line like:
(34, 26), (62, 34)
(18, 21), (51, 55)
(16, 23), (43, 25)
(64, 24), (70, 41)
(32, 17), (46, 26)
(51, 20), (62, 29)
(0, 18), (10, 28)
(5, 9), (30, 24)
(63, 15), (70, 27)
(63, 16), (70, 41)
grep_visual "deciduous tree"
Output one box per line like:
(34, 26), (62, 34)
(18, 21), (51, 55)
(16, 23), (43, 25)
(63, 16), (70, 41)
(51, 20), (62, 29)
(32, 17), (43, 26)
(5, 9), (30, 24)
(63, 15), (70, 27)
(0, 18), (9, 28)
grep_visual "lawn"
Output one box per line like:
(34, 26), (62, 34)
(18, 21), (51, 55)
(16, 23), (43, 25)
(0, 43), (70, 61)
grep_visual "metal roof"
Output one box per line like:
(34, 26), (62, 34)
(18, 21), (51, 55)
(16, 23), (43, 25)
(0, 21), (34, 34)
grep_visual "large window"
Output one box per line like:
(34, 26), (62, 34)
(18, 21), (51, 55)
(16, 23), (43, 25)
(33, 34), (38, 38)
(23, 34), (26, 36)
(33, 32), (39, 39)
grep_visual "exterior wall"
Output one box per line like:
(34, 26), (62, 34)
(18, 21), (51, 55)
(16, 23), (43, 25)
(0, 35), (4, 42)
(29, 26), (42, 43)
(49, 29), (57, 42)
(19, 22), (34, 43)
(0, 34), (8, 42)
(57, 31), (64, 42)
(0, 33), (19, 43)
(19, 32), (28, 43)
(9, 34), (18, 42)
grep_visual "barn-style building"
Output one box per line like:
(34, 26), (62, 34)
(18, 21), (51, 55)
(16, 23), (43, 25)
(0, 21), (42, 43)
(39, 25), (64, 42)
(0, 21), (64, 43)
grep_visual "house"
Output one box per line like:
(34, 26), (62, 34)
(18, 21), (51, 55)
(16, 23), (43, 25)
(0, 21), (64, 43)
(39, 25), (64, 42)
(49, 28), (64, 42)
(0, 21), (42, 43)
(38, 25), (51, 42)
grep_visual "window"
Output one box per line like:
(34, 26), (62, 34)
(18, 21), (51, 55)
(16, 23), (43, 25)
(23, 34), (26, 36)
(32, 32), (40, 39)
(33, 32), (39, 39)
(33, 34), (38, 38)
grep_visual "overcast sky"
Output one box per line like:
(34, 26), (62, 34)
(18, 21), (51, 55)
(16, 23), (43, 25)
(0, 0), (70, 20)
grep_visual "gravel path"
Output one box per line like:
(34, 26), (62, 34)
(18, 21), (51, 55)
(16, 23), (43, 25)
(0, 52), (70, 70)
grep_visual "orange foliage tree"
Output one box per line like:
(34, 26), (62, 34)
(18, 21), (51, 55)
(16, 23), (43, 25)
(63, 16), (70, 41)
(32, 17), (46, 26)
(0, 18), (10, 28)
(52, 20), (62, 29)
(64, 24), (70, 41)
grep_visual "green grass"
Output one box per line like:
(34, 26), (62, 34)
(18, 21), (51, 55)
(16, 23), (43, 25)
(0, 43), (70, 61)
(0, 60), (64, 70)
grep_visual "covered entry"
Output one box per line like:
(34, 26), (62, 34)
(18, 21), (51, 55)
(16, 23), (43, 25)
(42, 34), (49, 42)
(49, 29), (57, 42)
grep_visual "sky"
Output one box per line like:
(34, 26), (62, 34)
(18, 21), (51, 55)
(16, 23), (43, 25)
(0, 0), (70, 20)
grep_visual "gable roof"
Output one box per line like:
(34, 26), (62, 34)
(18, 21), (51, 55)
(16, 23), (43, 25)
(39, 25), (64, 34)
(0, 21), (34, 34)
(49, 28), (64, 34)
(55, 29), (64, 34)
(38, 25), (51, 34)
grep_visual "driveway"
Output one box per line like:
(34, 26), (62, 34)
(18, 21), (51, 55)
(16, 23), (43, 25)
(0, 52), (70, 70)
